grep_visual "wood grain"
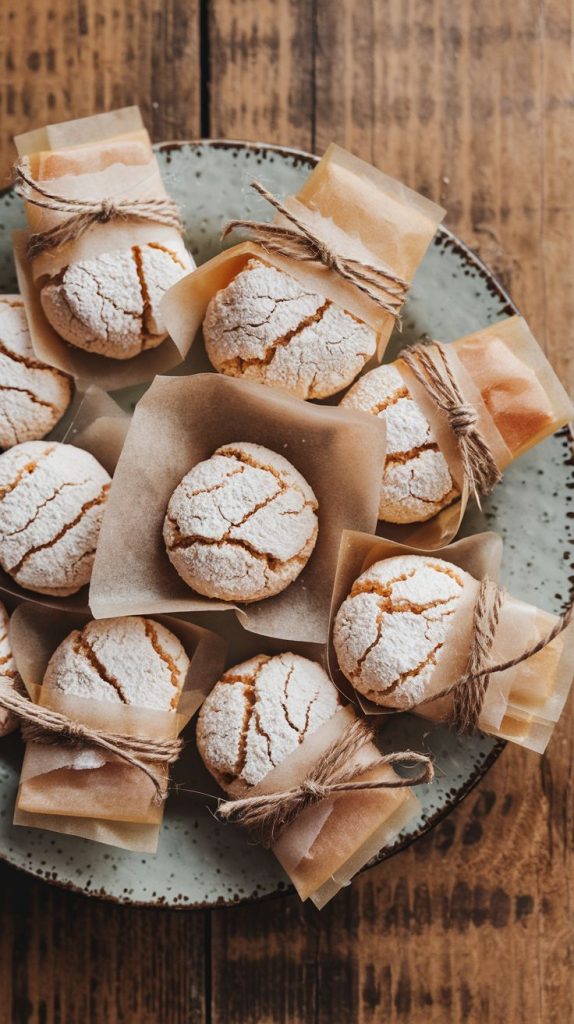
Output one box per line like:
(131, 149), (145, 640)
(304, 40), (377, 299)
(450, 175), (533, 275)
(0, 865), (207, 1024)
(0, 1), (573, 1022)
(0, 0), (201, 185)
(207, 0), (315, 151)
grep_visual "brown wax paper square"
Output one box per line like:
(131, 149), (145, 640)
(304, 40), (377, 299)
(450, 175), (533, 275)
(10, 601), (227, 852)
(328, 529), (574, 752)
(89, 373), (387, 644)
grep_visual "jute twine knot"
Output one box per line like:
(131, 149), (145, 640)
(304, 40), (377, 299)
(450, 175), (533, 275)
(222, 180), (409, 322)
(216, 718), (434, 847)
(425, 579), (574, 734)
(97, 199), (116, 223)
(400, 340), (502, 506)
(14, 163), (185, 261)
(448, 403), (478, 435)
(300, 779), (327, 800)
(0, 679), (183, 805)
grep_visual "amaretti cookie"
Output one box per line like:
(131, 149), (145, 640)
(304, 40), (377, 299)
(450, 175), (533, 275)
(0, 298), (73, 449)
(163, 442), (319, 603)
(0, 601), (19, 736)
(197, 652), (341, 794)
(40, 240), (193, 360)
(333, 554), (467, 707)
(0, 441), (111, 596)
(203, 259), (377, 400)
(43, 616), (189, 711)
(341, 364), (459, 523)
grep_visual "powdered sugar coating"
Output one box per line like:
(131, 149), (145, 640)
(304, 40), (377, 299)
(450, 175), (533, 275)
(43, 616), (189, 711)
(341, 363), (459, 523)
(40, 240), (193, 360)
(203, 258), (377, 400)
(0, 441), (111, 596)
(333, 554), (468, 707)
(163, 442), (319, 602)
(0, 298), (73, 449)
(0, 601), (18, 736)
(197, 652), (341, 793)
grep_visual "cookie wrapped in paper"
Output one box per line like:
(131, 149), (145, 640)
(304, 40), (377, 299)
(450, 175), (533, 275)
(0, 601), (20, 737)
(341, 315), (574, 546)
(0, 294), (74, 449)
(0, 386), (129, 611)
(89, 372), (387, 644)
(6, 602), (227, 852)
(162, 144), (445, 400)
(13, 107), (195, 388)
(197, 652), (431, 908)
(329, 530), (574, 753)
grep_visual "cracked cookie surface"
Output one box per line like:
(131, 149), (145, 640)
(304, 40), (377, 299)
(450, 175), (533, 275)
(40, 239), (193, 360)
(0, 440), (111, 596)
(203, 258), (377, 400)
(163, 441), (319, 603)
(197, 652), (341, 794)
(0, 298), (73, 449)
(333, 554), (468, 707)
(0, 601), (19, 736)
(43, 615), (189, 711)
(341, 363), (459, 523)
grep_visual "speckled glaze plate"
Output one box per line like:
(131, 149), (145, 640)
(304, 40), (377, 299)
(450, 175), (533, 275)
(0, 141), (572, 907)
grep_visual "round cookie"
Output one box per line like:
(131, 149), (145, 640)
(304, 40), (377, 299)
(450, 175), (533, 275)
(341, 363), (459, 523)
(0, 298), (73, 449)
(163, 442), (319, 603)
(203, 258), (377, 400)
(40, 240), (193, 360)
(333, 554), (468, 707)
(43, 616), (189, 711)
(197, 652), (341, 794)
(0, 601), (19, 737)
(0, 441), (111, 596)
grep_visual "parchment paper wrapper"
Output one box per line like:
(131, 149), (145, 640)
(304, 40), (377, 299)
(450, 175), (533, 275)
(162, 143), (445, 373)
(13, 107), (195, 389)
(381, 316), (574, 548)
(10, 602), (227, 852)
(218, 705), (421, 909)
(0, 386), (130, 613)
(89, 372), (387, 643)
(329, 530), (574, 753)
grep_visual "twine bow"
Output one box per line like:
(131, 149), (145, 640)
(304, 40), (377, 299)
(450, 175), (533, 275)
(400, 340), (502, 506)
(216, 718), (433, 847)
(0, 680), (182, 804)
(223, 180), (409, 321)
(14, 163), (184, 261)
(424, 580), (574, 734)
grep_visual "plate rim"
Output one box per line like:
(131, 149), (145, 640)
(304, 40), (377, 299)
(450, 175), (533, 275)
(0, 137), (519, 909)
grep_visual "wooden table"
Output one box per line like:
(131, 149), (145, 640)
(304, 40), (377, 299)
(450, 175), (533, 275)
(0, 3), (572, 1021)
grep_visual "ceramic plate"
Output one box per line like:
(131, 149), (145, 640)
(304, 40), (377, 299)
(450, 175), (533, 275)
(0, 141), (571, 907)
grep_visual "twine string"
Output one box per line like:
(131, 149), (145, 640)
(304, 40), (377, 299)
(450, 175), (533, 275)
(222, 180), (409, 321)
(0, 680), (182, 804)
(400, 340), (503, 506)
(422, 580), (574, 734)
(14, 163), (184, 260)
(216, 718), (434, 847)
